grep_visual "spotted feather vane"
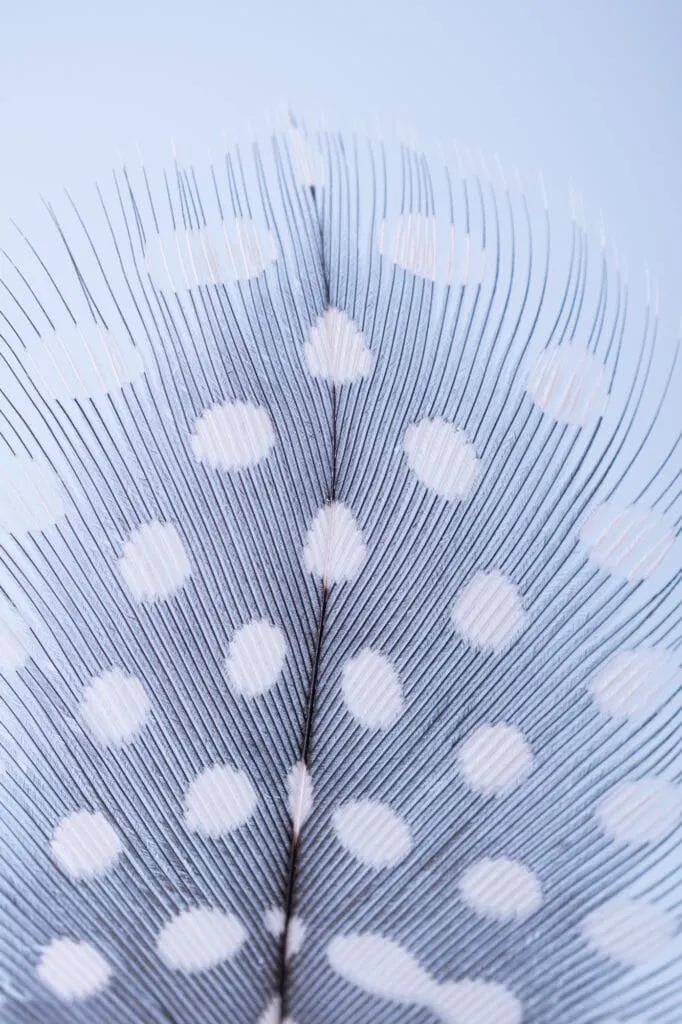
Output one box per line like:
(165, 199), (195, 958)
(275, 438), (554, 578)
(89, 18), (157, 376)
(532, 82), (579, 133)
(0, 123), (680, 1024)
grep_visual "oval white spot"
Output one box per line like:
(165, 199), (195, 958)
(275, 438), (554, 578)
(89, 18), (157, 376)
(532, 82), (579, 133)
(341, 648), (403, 730)
(118, 521), (191, 602)
(225, 619), (286, 698)
(582, 899), (677, 966)
(264, 906), (306, 959)
(37, 938), (111, 1001)
(525, 344), (609, 426)
(0, 453), (64, 535)
(597, 779), (681, 844)
(287, 761), (313, 838)
(157, 907), (246, 973)
(379, 214), (438, 281)
(404, 419), (480, 502)
(184, 764), (257, 838)
(304, 308), (371, 385)
(580, 504), (675, 582)
(303, 501), (366, 585)
(452, 571), (526, 652)
(80, 668), (150, 747)
(143, 221), (276, 291)
(0, 598), (30, 673)
(191, 401), (275, 472)
(458, 724), (533, 795)
(434, 979), (523, 1024)
(459, 857), (542, 922)
(26, 326), (144, 402)
(333, 800), (412, 869)
(327, 932), (436, 1006)
(590, 648), (678, 720)
(50, 811), (122, 881)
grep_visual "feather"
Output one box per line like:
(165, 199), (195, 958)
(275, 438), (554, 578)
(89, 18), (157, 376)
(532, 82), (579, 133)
(0, 120), (680, 1024)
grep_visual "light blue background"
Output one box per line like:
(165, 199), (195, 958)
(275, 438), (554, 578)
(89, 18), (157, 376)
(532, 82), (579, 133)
(0, 0), (680, 328)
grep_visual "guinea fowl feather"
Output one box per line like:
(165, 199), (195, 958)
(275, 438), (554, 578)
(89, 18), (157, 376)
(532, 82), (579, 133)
(0, 121), (680, 1024)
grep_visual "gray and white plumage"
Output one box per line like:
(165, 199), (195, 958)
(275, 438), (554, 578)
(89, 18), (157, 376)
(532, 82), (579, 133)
(0, 122), (680, 1024)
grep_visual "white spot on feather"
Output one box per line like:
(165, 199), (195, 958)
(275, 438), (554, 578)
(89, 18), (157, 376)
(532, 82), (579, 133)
(191, 400), (275, 472)
(404, 419), (480, 501)
(25, 326), (144, 403)
(118, 521), (191, 602)
(156, 907), (246, 973)
(341, 648), (403, 730)
(327, 932), (522, 1023)
(459, 858), (542, 922)
(225, 619), (286, 698)
(80, 668), (150, 746)
(433, 979), (523, 1024)
(590, 648), (678, 720)
(379, 214), (438, 280)
(327, 932), (437, 1006)
(304, 308), (371, 385)
(582, 899), (677, 966)
(580, 504), (675, 582)
(143, 221), (276, 291)
(37, 938), (111, 1001)
(333, 800), (412, 869)
(287, 761), (313, 838)
(458, 724), (533, 795)
(0, 598), (30, 673)
(50, 811), (122, 880)
(264, 906), (306, 959)
(0, 453), (64, 535)
(452, 571), (526, 652)
(303, 501), (366, 585)
(525, 345), (609, 426)
(184, 764), (257, 838)
(597, 779), (681, 844)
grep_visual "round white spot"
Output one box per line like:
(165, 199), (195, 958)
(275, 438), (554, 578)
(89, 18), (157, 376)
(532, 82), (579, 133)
(80, 668), (150, 747)
(143, 222), (276, 291)
(37, 938), (111, 1001)
(525, 344), (609, 426)
(119, 521), (191, 602)
(404, 418), (480, 501)
(451, 571), (526, 652)
(327, 932), (436, 1006)
(303, 501), (366, 585)
(304, 308), (372, 385)
(379, 214), (438, 280)
(434, 978), (523, 1024)
(0, 452), (64, 535)
(26, 327), (144, 402)
(341, 648), (403, 730)
(580, 504), (675, 582)
(0, 599), (30, 673)
(191, 401), (275, 472)
(333, 800), (412, 869)
(225, 619), (287, 698)
(50, 811), (122, 880)
(590, 648), (678, 720)
(597, 779), (681, 844)
(458, 724), (533, 795)
(184, 764), (257, 838)
(459, 857), (542, 922)
(582, 899), (677, 966)
(287, 761), (313, 838)
(264, 907), (306, 959)
(157, 907), (246, 973)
